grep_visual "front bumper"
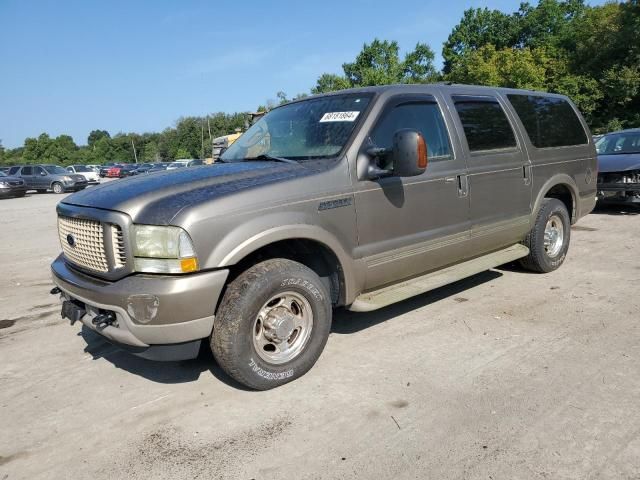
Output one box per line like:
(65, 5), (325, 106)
(597, 182), (640, 204)
(0, 185), (26, 197)
(51, 254), (229, 358)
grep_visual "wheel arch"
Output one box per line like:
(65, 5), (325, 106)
(533, 175), (579, 224)
(215, 225), (356, 307)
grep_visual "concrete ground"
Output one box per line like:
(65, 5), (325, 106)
(1, 190), (639, 480)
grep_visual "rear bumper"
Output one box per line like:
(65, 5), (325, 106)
(597, 182), (640, 204)
(51, 255), (229, 353)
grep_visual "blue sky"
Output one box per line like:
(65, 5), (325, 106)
(0, 0), (603, 148)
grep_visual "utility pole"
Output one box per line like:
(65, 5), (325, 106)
(201, 122), (205, 160)
(131, 138), (138, 163)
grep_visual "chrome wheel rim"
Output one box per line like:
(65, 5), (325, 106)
(253, 291), (314, 365)
(544, 214), (564, 257)
(53, 184), (62, 193)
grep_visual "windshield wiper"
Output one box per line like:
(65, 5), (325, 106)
(244, 154), (299, 165)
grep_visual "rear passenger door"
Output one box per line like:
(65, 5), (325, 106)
(446, 92), (532, 255)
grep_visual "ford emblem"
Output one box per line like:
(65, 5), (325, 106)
(66, 234), (76, 247)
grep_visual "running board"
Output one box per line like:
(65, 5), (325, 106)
(349, 244), (529, 312)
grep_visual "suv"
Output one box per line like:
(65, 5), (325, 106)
(66, 165), (101, 185)
(16, 164), (88, 193)
(50, 84), (597, 390)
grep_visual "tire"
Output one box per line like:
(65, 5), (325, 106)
(520, 198), (571, 273)
(52, 182), (64, 194)
(211, 258), (332, 390)
(14, 192), (26, 198)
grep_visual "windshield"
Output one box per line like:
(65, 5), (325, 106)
(44, 165), (68, 175)
(596, 131), (640, 155)
(0, 172), (6, 177)
(73, 165), (92, 172)
(221, 93), (372, 162)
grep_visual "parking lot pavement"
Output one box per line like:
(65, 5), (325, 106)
(0, 192), (639, 480)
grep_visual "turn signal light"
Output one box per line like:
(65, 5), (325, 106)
(180, 257), (199, 273)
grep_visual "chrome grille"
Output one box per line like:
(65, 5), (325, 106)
(58, 216), (108, 272)
(111, 225), (126, 268)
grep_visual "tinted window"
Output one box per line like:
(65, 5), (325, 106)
(370, 101), (452, 163)
(453, 96), (517, 152)
(21, 166), (33, 175)
(35, 167), (46, 176)
(8, 167), (20, 175)
(44, 165), (67, 174)
(508, 94), (587, 148)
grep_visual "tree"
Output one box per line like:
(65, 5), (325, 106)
(174, 147), (191, 159)
(312, 39), (438, 94)
(87, 130), (110, 148)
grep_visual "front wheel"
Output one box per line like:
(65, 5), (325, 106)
(52, 182), (64, 194)
(211, 259), (332, 390)
(520, 198), (571, 273)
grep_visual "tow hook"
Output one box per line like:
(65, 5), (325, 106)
(50, 287), (61, 295)
(92, 313), (116, 331)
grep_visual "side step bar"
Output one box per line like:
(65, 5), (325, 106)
(349, 244), (529, 312)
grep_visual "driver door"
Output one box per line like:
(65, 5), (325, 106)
(353, 94), (471, 290)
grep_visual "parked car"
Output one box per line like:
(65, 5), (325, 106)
(16, 164), (87, 193)
(117, 164), (139, 178)
(166, 162), (187, 170)
(99, 163), (119, 177)
(131, 163), (155, 175)
(146, 163), (169, 174)
(51, 84), (596, 390)
(595, 128), (640, 206)
(187, 159), (204, 167)
(0, 171), (27, 198)
(66, 165), (101, 185)
(85, 164), (101, 174)
(105, 164), (125, 178)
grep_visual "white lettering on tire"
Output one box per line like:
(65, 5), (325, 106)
(249, 358), (294, 381)
(280, 278), (323, 301)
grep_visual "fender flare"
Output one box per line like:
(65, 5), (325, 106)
(212, 222), (358, 305)
(532, 174), (579, 223)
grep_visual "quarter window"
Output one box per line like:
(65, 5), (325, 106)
(507, 94), (588, 148)
(453, 96), (517, 152)
(370, 101), (452, 163)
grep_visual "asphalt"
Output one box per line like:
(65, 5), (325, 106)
(1, 190), (639, 480)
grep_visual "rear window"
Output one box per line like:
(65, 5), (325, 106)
(507, 94), (588, 148)
(452, 96), (517, 152)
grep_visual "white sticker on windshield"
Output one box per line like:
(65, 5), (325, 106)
(319, 111), (360, 122)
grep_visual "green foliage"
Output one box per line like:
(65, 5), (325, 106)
(174, 147), (191, 159)
(312, 39), (438, 94)
(87, 129), (110, 147)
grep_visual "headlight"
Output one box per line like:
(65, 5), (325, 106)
(132, 225), (199, 274)
(62, 176), (73, 182)
(0, 181), (8, 187)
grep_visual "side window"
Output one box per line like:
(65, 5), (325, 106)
(21, 166), (33, 176)
(35, 166), (46, 176)
(8, 166), (20, 175)
(452, 96), (517, 152)
(507, 94), (587, 148)
(370, 101), (452, 165)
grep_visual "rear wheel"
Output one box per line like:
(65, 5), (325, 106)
(520, 198), (571, 273)
(52, 182), (64, 194)
(211, 259), (332, 390)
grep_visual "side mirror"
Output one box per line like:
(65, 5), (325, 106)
(392, 129), (428, 177)
(40, 171), (47, 176)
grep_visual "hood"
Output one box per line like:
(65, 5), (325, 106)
(61, 162), (312, 224)
(597, 153), (640, 173)
(1, 175), (24, 184)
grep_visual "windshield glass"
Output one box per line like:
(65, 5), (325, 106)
(596, 131), (640, 154)
(44, 165), (68, 175)
(0, 172), (6, 177)
(221, 93), (372, 162)
(73, 165), (92, 172)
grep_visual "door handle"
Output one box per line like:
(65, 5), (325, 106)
(523, 165), (532, 185)
(457, 174), (469, 198)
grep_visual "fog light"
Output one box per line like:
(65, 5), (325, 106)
(127, 294), (160, 324)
